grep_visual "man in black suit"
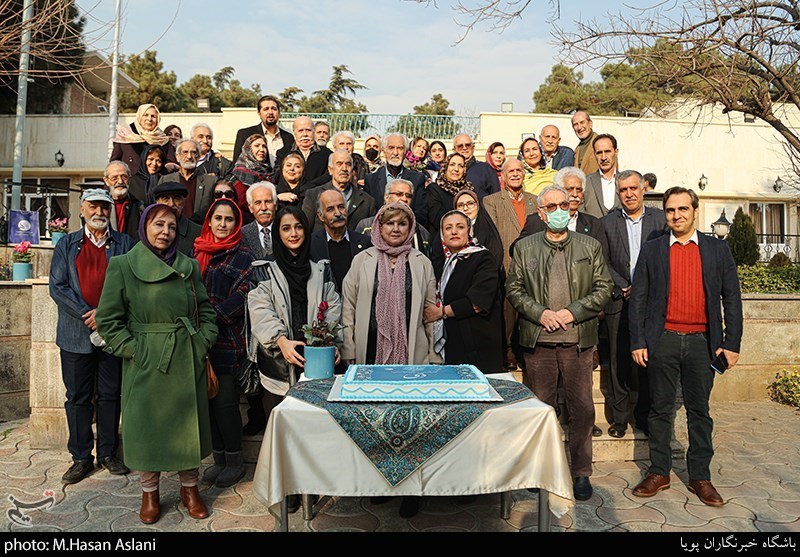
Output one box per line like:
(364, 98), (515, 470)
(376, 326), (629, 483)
(364, 133), (428, 229)
(232, 95), (294, 166)
(310, 189), (370, 292)
(192, 123), (233, 180)
(274, 116), (332, 184)
(581, 134), (622, 219)
(629, 186), (742, 507)
(151, 181), (201, 257)
(104, 161), (143, 241)
(302, 150), (375, 234)
(157, 139), (216, 225)
(601, 170), (667, 438)
(240, 181), (277, 261)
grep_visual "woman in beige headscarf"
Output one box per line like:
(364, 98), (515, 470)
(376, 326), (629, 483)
(110, 103), (178, 173)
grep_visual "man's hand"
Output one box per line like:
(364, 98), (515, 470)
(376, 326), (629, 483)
(632, 348), (648, 367)
(334, 347), (341, 365)
(716, 348), (740, 370)
(621, 286), (632, 300)
(423, 304), (442, 324)
(554, 309), (574, 328)
(540, 309), (564, 332)
(82, 309), (97, 331)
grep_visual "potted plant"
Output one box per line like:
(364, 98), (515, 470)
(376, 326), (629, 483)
(11, 241), (33, 281)
(301, 301), (341, 379)
(47, 217), (69, 246)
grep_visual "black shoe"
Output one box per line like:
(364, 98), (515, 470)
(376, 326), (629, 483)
(62, 460), (94, 484)
(99, 455), (130, 475)
(242, 420), (266, 436)
(591, 425), (602, 437)
(399, 496), (420, 518)
(573, 476), (593, 501)
(607, 424), (627, 438)
(286, 495), (301, 514)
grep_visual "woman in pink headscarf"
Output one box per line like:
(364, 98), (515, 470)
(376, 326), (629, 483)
(110, 103), (178, 173)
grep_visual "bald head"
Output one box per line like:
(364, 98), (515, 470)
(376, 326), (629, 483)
(317, 188), (348, 235)
(453, 133), (475, 160)
(540, 125), (561, 156)
(502, 158), (525, 192)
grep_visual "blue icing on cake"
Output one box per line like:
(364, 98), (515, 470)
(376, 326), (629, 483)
(341, 364), (492, 402)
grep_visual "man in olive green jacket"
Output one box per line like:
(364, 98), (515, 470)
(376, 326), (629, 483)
(506, 184), (613, 503)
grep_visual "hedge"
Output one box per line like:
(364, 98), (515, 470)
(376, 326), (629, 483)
(737, 265), (800, 294)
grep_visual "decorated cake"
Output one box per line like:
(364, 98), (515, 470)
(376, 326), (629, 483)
(339, 364), (494, 402)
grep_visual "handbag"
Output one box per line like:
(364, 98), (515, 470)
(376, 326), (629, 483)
(234, 304), (263, 396)
(189, 276), (218, 399)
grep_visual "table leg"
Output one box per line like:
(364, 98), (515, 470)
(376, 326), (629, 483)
(500, 491), (511, 519)
(538, 490), (551, 532)
(302, 494), (313, 521)
(279, 497), (288, 532)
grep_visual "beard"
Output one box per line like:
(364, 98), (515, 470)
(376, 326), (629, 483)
(86, 216), (108, 231)
(181, 160), (197, 170)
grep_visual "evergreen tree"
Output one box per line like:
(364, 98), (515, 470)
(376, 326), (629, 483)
(728, 207), (761, 266)
(119, 50), (190, 112)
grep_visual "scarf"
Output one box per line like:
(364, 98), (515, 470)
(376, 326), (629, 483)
(138, 203), (179, 266)
(486, 143), (506, 189)
(113, 104), (170, 146)
(433, 210), (486, 356)
(518, 140), (546, 175)
(436, 153), (473, 197)
(193, 199), (243, 276)
(272, 207), (312, 336)
(403, 150), (428, 173)
(369, 202), (416, 365)
(136, 144), (167, 202)
(232, 134), (273, 186)
(364, 134), (383, 173)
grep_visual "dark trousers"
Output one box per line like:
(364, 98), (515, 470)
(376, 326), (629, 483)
(209, 373), (242, 452)
(60, 347), (122, 462)
(604, 307), (650, 427)
(524, 344), (595, 477)
(647, 330), (715, 480)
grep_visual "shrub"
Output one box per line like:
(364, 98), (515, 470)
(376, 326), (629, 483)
(728, 207), (760, 266)
(768, 252), (793, 268)
(768, 368), (800, 409)
(737, 265), (800, 293)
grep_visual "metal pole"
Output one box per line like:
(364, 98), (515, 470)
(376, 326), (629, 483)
(107, 0), (122, 158)
(11, 0), (35, 212)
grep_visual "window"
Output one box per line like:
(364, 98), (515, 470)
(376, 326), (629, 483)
(749, 203), (786, 244)
(3, 178), (71, 238)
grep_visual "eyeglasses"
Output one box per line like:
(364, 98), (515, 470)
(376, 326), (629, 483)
(540, 201), (570, 213)
(454, 142), (473, 149)
(214, 190), (235, 199)
(389, 191), (414, 199)
(456, 201), (477, 210)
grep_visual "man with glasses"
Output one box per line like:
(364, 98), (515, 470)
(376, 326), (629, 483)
(104, 161), (143, 241)
(157, 138), (216, 224)
(506, 184), (613, 502)
(452, 133), (500, 200)
(356, 178), (431, 257)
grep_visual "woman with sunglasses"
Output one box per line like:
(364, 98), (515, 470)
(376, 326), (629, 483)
(212, 180), (238, 203)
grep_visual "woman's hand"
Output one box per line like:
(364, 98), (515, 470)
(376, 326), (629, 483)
(423, 303), (442, 324)
(277, 192), (298, 204)
(334, 347), (341, 365)
(276, 336), (305, 367)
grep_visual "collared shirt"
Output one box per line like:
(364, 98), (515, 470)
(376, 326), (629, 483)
(543, 149), (557, 169)
(262, 125), (284, 168)
(337, 183), (353, 205)
(385, 164), (404, 183)
(601, 172), (617, 211)
(83, 225), (109, 248)
(670, 229), (699, 246)
(326, 229), (350, 243)
(568, 211), (579, 232)
(258, 223), (272, 250)
(623, 207), (646, 276)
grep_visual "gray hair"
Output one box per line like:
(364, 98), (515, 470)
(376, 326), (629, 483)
(537, 185), (570, 207)
(501, 158), (523, 172)
(293, 116), (313, 131)
(175, 138), (200, 156)
(316, 188), (346, 215)
(554, 166), (586, 189)
(382, 132), (408, 151)
(314, 120), (329, 130)
(246, 181), (277, 205)
(384, 178), (414, 197)
(615, 169), (644, 190)
(190, 122), (213, 139)
(328, 148), (353, 166)
(332, 130), (355, 145)
(105, 160), (131, 178)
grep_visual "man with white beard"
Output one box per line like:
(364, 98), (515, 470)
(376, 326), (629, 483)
(157, 138), (216, 224)
(49, 189), (136, 485)
(104, 161), (143, 241)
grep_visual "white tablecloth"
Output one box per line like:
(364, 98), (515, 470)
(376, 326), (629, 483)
(251, 375), (575, 518)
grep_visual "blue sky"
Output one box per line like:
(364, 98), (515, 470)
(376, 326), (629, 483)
(76, 0), (624, 114)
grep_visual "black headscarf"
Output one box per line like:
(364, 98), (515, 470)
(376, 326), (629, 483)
(271, 206), (312, 337)
(135, 144), (167, 203)
(138, 203), (180, 266)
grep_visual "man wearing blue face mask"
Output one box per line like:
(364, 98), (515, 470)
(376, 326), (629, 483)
(506, 184), (613, 502)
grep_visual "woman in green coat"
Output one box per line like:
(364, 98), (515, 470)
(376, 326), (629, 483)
(96, 203), (218, 525)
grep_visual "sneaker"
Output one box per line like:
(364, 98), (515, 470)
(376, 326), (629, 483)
(62, 460), (94, 484)
(99, 455), (129, 476)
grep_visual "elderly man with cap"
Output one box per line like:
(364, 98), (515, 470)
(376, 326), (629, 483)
(150, 180), (202, 256)
(49, 188), (136, 484)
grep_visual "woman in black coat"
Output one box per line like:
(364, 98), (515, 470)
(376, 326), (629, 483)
(110, 103), (177, 172)
(424, 210), (504, 374)
(426, 153), (470, 238)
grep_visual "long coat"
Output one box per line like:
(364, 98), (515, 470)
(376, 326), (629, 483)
(96, 243), (218, 472)
(341, 247), (440, 365)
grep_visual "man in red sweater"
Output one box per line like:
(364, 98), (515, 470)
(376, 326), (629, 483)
(628, 187), (743, 507)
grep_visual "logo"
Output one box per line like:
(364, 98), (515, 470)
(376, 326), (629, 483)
(17, 219), (31, 232)
(6, 491), (56, 527)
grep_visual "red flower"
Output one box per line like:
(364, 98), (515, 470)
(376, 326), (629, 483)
(316, 301), (329, 323)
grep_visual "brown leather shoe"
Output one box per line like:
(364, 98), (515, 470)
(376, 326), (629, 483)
(632, 473), (671, 497)
(139, 490), (160, 524)
(688, 480), (724, 507)
(180, 486), (209, 519)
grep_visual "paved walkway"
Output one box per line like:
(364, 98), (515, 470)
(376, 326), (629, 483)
(1, 400), (799, 533)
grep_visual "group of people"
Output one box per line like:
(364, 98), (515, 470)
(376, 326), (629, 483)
(48, 95), (743, 525)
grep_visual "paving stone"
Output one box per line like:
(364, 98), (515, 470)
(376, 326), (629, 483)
(81, 506), (135, 532)
(685, 500), (756, 522)
(662, 522), (735, 532)
(408, 506), (478, 531)
(596, 504), (667, 526)
(208, 509), (270, 532)
(706, 517), (760, 532)
(755, 518), (800, 532)
(723, 496), (798, 523)
(644, 500), (711, 528)
(740, 478), (800, 501)
(569, 504), (616, 531)
(715, 481), (771, 501)
(766, 500), (800, 521)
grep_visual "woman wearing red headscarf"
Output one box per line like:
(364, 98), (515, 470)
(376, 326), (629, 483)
(194, 199), (255, 490)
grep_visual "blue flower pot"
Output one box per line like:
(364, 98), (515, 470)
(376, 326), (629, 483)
(12, 263), (32, 281)
(50, 232), (66, 246)
(304, 346), (335, 379)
